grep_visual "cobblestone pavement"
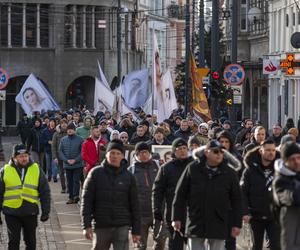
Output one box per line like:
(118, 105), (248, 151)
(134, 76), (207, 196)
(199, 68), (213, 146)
(0, 136), (262, 250)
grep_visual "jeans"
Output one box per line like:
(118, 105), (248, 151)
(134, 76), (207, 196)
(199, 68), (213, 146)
(188, 238), (224, 250)
(92, 226), (129, 250)
(66, 168), (82, 199)
(45, 152), (58, 179)
(57, 159), (66, 190)
(5, 214), (38, 250)
(250, 219), (281, 250)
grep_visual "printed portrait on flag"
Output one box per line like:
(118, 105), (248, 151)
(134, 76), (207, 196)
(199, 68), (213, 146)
(121, 69), (149, 109)
(16, 74), (60, 115)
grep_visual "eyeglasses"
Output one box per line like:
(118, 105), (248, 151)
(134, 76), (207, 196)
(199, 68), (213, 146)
(120, 136), (128, 139)
(211, 149), (224, 154)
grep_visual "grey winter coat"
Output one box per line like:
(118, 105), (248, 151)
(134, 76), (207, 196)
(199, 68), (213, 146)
(59, 134), (83, 169)
(273, 159), (300, 250)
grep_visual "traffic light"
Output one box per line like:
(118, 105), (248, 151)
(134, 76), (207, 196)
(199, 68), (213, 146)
(211, 71), (220, 80)
(291, 32), (300, 49)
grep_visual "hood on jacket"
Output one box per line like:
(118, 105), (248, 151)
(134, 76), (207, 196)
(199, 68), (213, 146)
(193, 146), (242, 171)
(274, 159), (297, 176)
(244, 146), (280, 169)
(83, 116), (92, 128)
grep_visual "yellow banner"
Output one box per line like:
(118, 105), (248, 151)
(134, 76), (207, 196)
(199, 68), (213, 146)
(190, 54), (211, 121)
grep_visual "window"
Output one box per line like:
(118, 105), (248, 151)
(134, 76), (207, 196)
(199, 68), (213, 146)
(64, 5), (73, 47)
(293, 12), (296, 26)
(11, 4), (22, 47)
(240, 0), (247, 32)
(286, 14), (289, 27)
(0, 4), (8, 46)
(26, 4), (36, 47)
(40, 5), (49, 47)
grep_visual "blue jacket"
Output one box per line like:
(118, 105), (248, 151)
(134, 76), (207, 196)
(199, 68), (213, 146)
(59, 134), (83, 169)
(41, 127), (55, 154)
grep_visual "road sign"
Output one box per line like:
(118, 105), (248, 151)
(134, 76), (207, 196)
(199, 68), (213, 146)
(280, 54), (300, 75)
(233, 95), (242, 104)
(231, 85), (243, 96)
(223, 64), (245, 86)
(0, 68), (9, 90)
(202, 77), (210, 85)
(0, 90), (6, 100)
(226, 99), (233, 105)
(98, 20), (106, 29)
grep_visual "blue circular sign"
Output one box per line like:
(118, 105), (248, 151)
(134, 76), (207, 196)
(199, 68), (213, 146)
(223, 64), (245, 86)
(0, 68), (9, 90)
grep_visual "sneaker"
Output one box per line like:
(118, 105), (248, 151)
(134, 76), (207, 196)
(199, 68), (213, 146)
(73, 197), (80, 203)
(61, 189), (66, 194)
(66, 199), (74, 204)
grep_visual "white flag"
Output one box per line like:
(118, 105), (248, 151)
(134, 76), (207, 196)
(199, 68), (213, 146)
(143, 95), (153, 116)
(161, 69), (178, 119)
(15, 74), (60, 115)
(97, 60), (109, 87)
(121, 69), (149, 108)
(94, 77), (115, 114)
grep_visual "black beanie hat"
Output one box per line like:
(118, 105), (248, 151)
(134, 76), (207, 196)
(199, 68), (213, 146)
(106, 139), (124, 154)
(135, 142), (150, 153)
(172, 138), (187, 153)
(281, 142), (300, 161)
(67, 122), (76, 131)
(13, 144), (29, 157)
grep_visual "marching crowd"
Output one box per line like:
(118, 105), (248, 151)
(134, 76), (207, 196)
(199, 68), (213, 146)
(1, 108), (300, 250)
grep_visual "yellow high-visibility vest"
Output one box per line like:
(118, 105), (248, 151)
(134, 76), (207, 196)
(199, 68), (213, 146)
(3, 163), (40, 208)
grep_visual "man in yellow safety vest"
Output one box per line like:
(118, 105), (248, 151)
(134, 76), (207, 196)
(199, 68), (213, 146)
(0, 144), (51, 250)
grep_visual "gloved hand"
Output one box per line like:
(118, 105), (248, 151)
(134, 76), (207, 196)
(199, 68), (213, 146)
(40, 214), (49, 222)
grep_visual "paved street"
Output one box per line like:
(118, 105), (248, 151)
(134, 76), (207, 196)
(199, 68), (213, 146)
(0, 136), (259, 250)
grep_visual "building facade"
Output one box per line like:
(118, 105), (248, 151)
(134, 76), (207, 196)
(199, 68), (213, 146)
(223, 0), (269, 127)
(0, 0), (184, 127)
(268, 0), (300, 128)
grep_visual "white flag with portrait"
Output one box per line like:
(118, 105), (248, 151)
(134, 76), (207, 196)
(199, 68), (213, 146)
(97, 60), (109, 87)
(15, 74), (60, 115)
(121, 69), (149, 108)
(161, 69), (178, 119)
(94, 77), (115, 114)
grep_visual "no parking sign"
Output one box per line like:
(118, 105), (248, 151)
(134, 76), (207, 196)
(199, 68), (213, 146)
(0, 68), (9, 90)
(223, 64), (245, 86)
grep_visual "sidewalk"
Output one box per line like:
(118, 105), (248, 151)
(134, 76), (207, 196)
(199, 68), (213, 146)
(0, 136), (257, 249)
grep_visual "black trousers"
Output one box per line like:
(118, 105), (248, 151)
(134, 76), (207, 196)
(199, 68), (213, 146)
(250, 219), (281, 250)
(92, 226), (129, 250)
(5, 214), (38, 250)
(167, 223), (186, 250)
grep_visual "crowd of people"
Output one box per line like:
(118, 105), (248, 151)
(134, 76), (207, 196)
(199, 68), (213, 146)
(1, 107), (300, 250)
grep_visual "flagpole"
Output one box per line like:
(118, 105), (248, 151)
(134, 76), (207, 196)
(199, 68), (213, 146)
(184, 0), (191, 117)
(151, 22), (155, 127)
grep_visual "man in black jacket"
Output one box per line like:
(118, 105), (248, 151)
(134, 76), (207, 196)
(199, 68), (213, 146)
(0, 144), (51, 250)
(172, 140), (242, 250)
(128, 142), (165, 250)
(241, 139), (281, 250)
(273, 142), (300, 250)
(152, 138), (193, 250)
(81, 139), (141, 250)
(16, 114), (32, 145)
(27, 118), (44, 167)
